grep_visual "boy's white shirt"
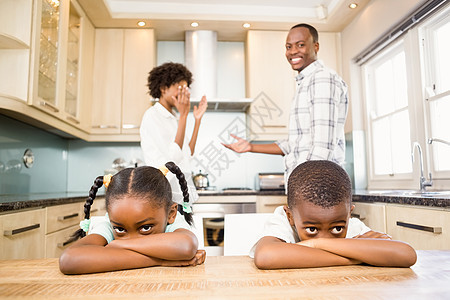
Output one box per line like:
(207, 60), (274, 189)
(88, 211), (191, 244)
(249, 205), (372, 258)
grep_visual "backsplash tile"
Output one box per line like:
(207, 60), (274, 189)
(0, 115), (68, 194)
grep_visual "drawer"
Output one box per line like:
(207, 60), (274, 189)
(90, 197), (107, 216)
(386, 205), (450, 250)
(0, 208), (46, 259)
(46, 202), (83, 234)
(256, 195), (287, 213)
(45, 225), (79, 258)
(352, 202), (386, 233)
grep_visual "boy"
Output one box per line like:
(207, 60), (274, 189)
(253, 160), (417, 269)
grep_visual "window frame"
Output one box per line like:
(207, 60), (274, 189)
(361, 3), (450, 191)
(418, 6), (450, 187)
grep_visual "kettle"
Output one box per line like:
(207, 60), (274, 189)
(192, 170), (210, 190)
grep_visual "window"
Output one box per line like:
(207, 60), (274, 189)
(420, 11), (450, 177)
(361, 3), (450, 190)
(364, 42), (412, 179)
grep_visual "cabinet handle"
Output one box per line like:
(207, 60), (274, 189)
(92, 125), (118, 129)
(66, 116), (80, 124)
(396, 221), (442, 234)
(91, 208), (98, 213)
(39, 101), (59, 112)
(122, 124), (139, 129)
(262, 125), (286, 128)
(351, 213), (366, 220)
(57, 213), (79, 221)
(4, 224), (40, 236)
(57, 240), (75, 248)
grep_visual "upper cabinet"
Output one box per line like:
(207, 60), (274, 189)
(28, 0), (94, 130)
(0, 0), (94, 139)
(246, 30), (296, 141)
(0, 0), (33, 102)
(90, 28), (155, 141)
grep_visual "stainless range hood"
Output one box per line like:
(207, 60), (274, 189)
(185, 30), (252, 112)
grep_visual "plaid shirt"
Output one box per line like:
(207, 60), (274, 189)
(276, 60), (348, 181)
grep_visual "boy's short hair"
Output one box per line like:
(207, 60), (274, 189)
(287, 160), (351, 209)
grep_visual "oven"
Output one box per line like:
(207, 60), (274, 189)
(192, 202), (256, 256)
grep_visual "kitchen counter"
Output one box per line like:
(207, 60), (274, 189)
(0, 251), (448, 299)
(1, 189), (449, 213)
(0, 192), (92, 213)
(352, 190), (450, 209)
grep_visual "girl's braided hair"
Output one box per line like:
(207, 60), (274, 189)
(67, 162), (193, 244)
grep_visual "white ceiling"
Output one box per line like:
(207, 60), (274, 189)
(78, 0), (369, 41)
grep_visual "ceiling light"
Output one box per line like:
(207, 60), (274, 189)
(243, 23), (251, 29)
(349, 3), (358, 9)
(137, 21), (146, 27)
(191, 22), (199, 28)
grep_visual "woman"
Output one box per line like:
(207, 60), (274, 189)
(140, 62), (207, 206)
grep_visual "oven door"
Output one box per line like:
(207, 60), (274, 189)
(192, 203), (256, 256)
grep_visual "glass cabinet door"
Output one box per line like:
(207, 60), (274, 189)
(38, 0), (60, 107)
(65, 2), (80, 119)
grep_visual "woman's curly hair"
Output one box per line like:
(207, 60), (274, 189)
(147, 62), (193, 99)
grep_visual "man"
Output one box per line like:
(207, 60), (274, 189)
(223, 23), (348, 183)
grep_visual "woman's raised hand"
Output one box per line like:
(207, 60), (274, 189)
(193, 95), (208, 121)
(173, 85), (191, 117)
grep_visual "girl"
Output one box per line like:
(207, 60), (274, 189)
(59, 162), (206, 275)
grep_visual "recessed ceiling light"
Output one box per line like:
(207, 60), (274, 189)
(243, 23), (251, 29)
(137, 21), (146, 27)
(349, 3), (358, 9)
(191, 22), (199, 28)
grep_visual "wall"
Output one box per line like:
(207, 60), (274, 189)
(0, 114), (68, 194)
(341, 0), (428, 189)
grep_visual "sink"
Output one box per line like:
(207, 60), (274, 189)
(368, 190), (450, 197)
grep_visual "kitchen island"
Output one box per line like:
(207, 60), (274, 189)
(0, 250), (448, 299)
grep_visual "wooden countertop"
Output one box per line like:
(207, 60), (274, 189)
(1, 250), (449, 299)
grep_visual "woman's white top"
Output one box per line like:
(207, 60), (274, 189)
(140, 102), (198, 205)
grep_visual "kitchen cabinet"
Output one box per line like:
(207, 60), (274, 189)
(0, 198), (106, 260)
(0, 0), (94, 139)
(256, 195), (287, 213)
(246, 30), (295, 141)
(90, 197), (106, 217)
(352, 202), (386, 233)
(385, 204), (450, 250)
(0, 0), (33, 102)
(90, 28), (155, 141)
(45, 202), (83, 258)
(29, 0), (94, 130)
(0, 208), (46, 260)
(45, 198), (105, 258)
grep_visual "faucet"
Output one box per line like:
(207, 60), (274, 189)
(411, 142), (432, 192)
(428, 138), (450, 147)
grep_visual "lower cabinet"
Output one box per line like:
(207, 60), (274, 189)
(44, 198), (106, 258)
(352, 202), (387, 233)
(90, 197), (107, 217)
(1, 198), (107, 260)
(353, 202), (449, 250)
(45, 225), (79, 258)
(0, 208), (46, 259)
(256, 195), (287, 213)
(385, 204), (449, 250)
